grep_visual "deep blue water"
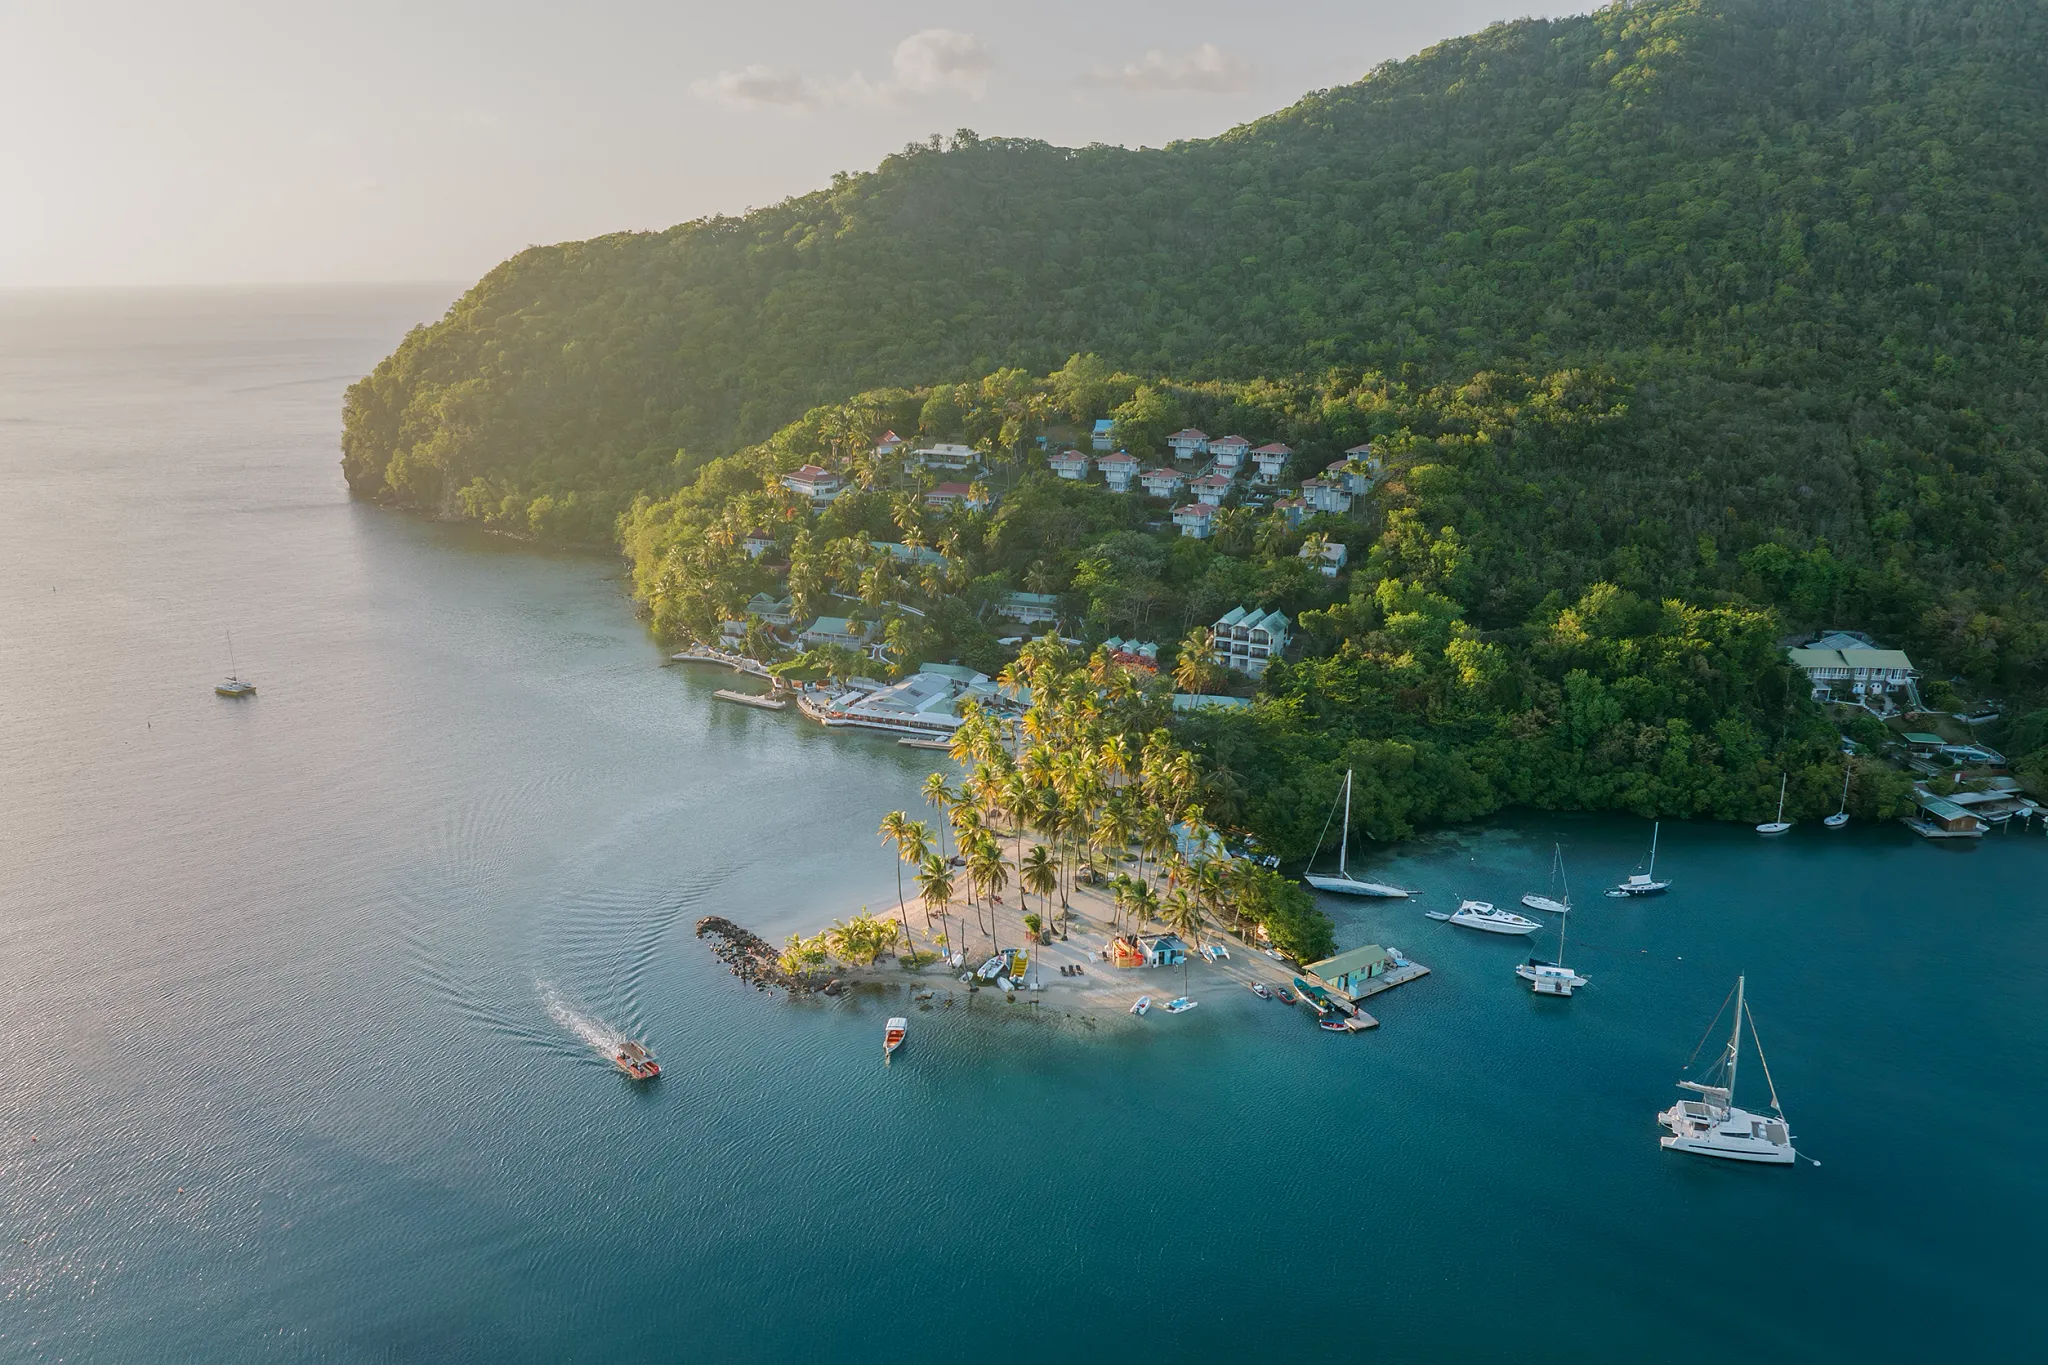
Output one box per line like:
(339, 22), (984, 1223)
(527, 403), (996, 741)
(1, 288), (2043, 1363)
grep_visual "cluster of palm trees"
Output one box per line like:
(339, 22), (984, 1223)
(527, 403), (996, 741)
(778, 910), (903, 979)
(858, 636), (1273, 966)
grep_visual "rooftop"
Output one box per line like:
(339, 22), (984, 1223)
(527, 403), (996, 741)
(1306, 944), (1394, 979)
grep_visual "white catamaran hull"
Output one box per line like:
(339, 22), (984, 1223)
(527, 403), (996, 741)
(1658, 1103), (1795, 1164)
(1305, 873), (1410, 898)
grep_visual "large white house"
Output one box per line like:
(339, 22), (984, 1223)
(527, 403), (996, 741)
(1172, 503), (1215, 539)
(873, 430), (906, 456)
(1049, 449), (1091, 480)
(1140, 467), (1188, 499)
(1300, 477), (1353, 514)
(782, 465), (844, 507)
(1000, 591), (1062, 624)
(1166, 428), (1210, 460)
(1250, 443), (1293, 484)
(1788, 633), (1917, 707)
(1097, 452), (1140, 492)
(924, 481), (988, 512)
(1208, 436), (1251, 473)
(907, 442), (981, 473)
(1212, 606), (1289, 679)
(1190, 473), (1233, 506)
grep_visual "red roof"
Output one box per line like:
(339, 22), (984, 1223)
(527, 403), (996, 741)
(1097, 452), (1138, 466)
(1141, 468), (1182, 479)
(1192, 474), (1231, 487)
(788, 464), (837, 482)
(1209, 435), (1250, 448)
(1167, 428), (1209, 440)
(1172, 503), (1212, 517)
(928, 481), (976, 497)
(1251, 443), (1293, 456)
(877, 429), (901, 443)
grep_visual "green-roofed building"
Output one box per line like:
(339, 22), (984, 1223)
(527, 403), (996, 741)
(1903, 732), (1946, 747)
(1305, 944), (1396, 997)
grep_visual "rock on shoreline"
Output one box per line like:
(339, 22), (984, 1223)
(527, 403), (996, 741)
(695, 915), (832, 995)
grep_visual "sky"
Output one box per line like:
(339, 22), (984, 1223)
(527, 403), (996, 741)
(0, 1), (1578, 287)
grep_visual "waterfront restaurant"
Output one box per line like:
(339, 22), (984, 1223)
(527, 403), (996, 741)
(1303, 945), (1395, 1001)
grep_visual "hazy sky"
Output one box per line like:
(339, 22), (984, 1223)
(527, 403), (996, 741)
(2, 1), (1577, 287)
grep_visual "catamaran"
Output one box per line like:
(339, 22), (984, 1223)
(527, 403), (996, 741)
(1607, 822), (1671, 897)
(1825, 762), (1853, 829)
(1303, 769), (1411, 898)
(1756, 773), (1793, 834)
(1427, 899), (1542, 936)
(1521, 843), (1573, 914)
(1657, 976), (1797, 1165)
(1516, 902), (1587, 995)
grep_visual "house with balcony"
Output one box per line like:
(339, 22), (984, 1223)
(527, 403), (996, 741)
(1139, 467), (1187, 500)
(1342, 441), (1382, 476)
(1166, 428), (1210, 461)
(781, 464), (844, 507)
(1300, 477), (1353, 515)
(799, 616), (875, 651)
(1091, 418), (1116, 451)
(1172, 503), (1215, 539)
(1097, 452), (1140, 492)
(873, 430), (905, 457)
(1000, 591), (1062, 625)
(742, 530), (777, 559)
(1788, 632), (1918, 708)
(1249, 443), (1293, 484)
(1300, 541), (1348, 577)
(1048, 449), (1091, 480)
(907, 442), (981, 473)
(1208, 436), (1251, 474)
(1273, 495), (1309, 528)
(924, 481), (988, 512)
(1190, 473), (1233, 506)
(1101, 637), (1159, 672)
(1211, 605), (1290, 679)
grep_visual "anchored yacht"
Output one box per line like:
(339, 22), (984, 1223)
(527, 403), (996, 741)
(1657, 975), (1797, 1165)
(1427, 899), (1541, 936)
(1303, 769), (1411, 898)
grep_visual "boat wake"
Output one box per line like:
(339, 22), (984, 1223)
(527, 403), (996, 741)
(539, 982), (626, 1061)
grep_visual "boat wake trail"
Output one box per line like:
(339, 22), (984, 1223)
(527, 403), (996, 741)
(539, 982), (625, 1061)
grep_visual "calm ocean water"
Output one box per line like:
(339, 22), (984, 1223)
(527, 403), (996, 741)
(1, 287), (2042, 1363)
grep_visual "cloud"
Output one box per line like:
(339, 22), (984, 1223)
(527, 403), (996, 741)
(1097, 43), (1254, 95)
(695, 30), (992, 113)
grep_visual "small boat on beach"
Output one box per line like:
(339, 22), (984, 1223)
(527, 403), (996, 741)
(1521, 843), (1573, 914)
(883, 1017), (907, 1058)
(1303, 770), (1411, 898)
(1430, 900), (1542, 936)
(1607, 822), (1672, 897)
(1756, 773), (1793, 835)
(613, 1041), (661, 1081)
(1163, 996), (1197, 1014)
(1130, 995), (1152, 1016)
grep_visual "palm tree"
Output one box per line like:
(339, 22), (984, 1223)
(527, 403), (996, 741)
(878, 811), (925, 955)
(920, 773), (958, 863)
(1174, 627), (1216, 696)
(915, 853), (956, 963)
(1127, 879), (1160, 936)
(1021, 845), (1058, 934)
(1162, 887), (1204, 992)
(967, 836), (1010, 955)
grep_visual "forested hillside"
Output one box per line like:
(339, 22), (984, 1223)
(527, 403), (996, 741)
(342, 0), (2048, 720)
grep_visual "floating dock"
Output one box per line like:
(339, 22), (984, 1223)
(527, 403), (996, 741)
(714, 688), (787, 710)
(1342, 1012), (1378, 1031)
(897, 737), (952, 750)
(1347, 961), (1431, 1000)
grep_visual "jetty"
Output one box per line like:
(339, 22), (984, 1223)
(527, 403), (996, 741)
(897, 737), (952, 750)
(670, 645), (774, 679)
(714, 688), (786, 710)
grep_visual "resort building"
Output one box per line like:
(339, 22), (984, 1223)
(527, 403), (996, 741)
(1300, 541), (1348, 577)
(906, 442), (981, 474)
(1049, 449), (1091, 480)
(1208, 436), (1251, 473)
(869, 539), (948, 568)
(1139, 467), (1187, 500)
(742, 530), (776, 559)
(1212, 605), (1289, 678)
(1166, 428), (1210, 460)
(1304, 945), (1396, 1000)
(1249, 443), (1293, 484)
(873, 430), (905, 456)
(1091, 418), (1116, 451)
(1100, 637), (1159, 671)
(924, 481), (987, 512)
(1300, 477), (1353, 515)
(1097, 452), (1140, 492)
(1787, 633), (1917, 707)
(798, 616), (874, 651)
(999, 591), (1062, 625)
(744, 593), (795, 625)
(1273, 495), (1309, 528)
(1171, 502), (1215, 539)
(802, 663), (1002, 738)
(781, 464), (844, 507)
(1190, 473), (1233, 506)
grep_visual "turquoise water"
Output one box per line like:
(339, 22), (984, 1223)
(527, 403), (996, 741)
(1, 288), (2043, 1363)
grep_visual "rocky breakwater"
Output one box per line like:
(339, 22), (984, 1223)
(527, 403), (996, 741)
(695, 916), (839, 995)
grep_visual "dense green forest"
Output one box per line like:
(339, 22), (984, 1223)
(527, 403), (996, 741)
(341, 0), (2048, 823)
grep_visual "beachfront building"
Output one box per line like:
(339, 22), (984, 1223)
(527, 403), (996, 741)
(1304, 945), (1395, 999)
(742, 530), (776, 559)
(1091, 418), (1116, 451)
(1190, 473), (1233, 506)
(781, 464), (844, 507)
(1114, 933), (1188, 967)
(1166, 428), (1210, 461)
(1208, 436), (1251, 474)
(1300, 541), (1348, 577)
(811, 664), (999, 738)
(925, 481), (988, 513)
(1788, 633), (1918, 707)
(1300, 477), (1353, 515)
(999, 591), (1062, 625)
(1097, 452), (1140, 492)
(1172, 502), (1215, 539)
(1250, 443), (1293, 484)
(1049, 449), (1091, 480)
(1139, 467), (1187, 500)
(1212, 606), (1289, 678)
(744, 593), (796, 625)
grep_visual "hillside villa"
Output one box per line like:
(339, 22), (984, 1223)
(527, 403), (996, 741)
(781, 465), (844, 507)
(924, 481), (988, 512)
(1172, 502), (1215, 539)
(1091, 418), (1116, 451)
(1097, 452), (1140, 492)
(1166, 428), (1210, 460)
(1250, 443), (1293, 483)
(1208, 435), (1250, 474)
(1300, 477), (1353, 514)
(1300, 541), (1348, 576)
(1788, 632), (1918, 710)
(1212, 605), (1289, 678)
(1139, 467), (1187, 499)
(1190, 473), (1233, 505)
(1049, 449), (1091, 480)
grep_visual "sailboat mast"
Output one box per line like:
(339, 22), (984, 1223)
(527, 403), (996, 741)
(1648, 822), (1659, 879)
(226, 630), (236, 677)
(1727, 974), (1746, 1104)
(1338, 769), (1352, 876)
(1838, 763), (1852, 815)
(1775, 774), (1787, 823)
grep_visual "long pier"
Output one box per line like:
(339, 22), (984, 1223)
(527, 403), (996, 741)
(714, 688), (787, 710)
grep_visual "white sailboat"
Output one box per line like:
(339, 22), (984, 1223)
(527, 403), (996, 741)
(1303, 769), (1410, 898)
(1426, 899), (1542, 936)
(1516, 902), (1587, 995)
(1521, 843), (1572, 914)
(214, 630), (256, 697)
(1607, 822), (1671, 897)
(1824, 762), (1852, 829)
(1756, 773), (1793, 834)
(1657, 975), (1798, 1165)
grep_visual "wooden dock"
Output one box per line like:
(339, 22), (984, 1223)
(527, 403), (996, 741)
(1349, 961), (1431, 1000)
(897, 737), (952, 750)
(1341, 1011), (1378, 1030)
(714, 688), (787, 710)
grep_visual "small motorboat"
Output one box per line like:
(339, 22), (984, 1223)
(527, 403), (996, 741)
(613, 1041), (661, 1081)
(1163, 997), (1197, 1014)
(1275, 989), (1295, 1005)
(1249, 982), (1273, 1000)
(883, 1017), (907, 1058)
(1130, 995), (1151, 1016)
(1318, 1016), (1350, 1032)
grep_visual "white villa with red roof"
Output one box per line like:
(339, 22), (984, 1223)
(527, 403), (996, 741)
(1208, 436), (1251, 472)
(1166, 428), (1210, 460)
(1190, 473), (1233, 506)
(873, 430), (905, 456)
(1097, 451), (1140, 492)
(782, 465), (844, 507)
(1250, 443), (1293, 484)
(1171, 503), (1215, 538)
(1139, 467), (1187, 499)
(1049, 449), (1091, 480)
(925, 481), (988, 512)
